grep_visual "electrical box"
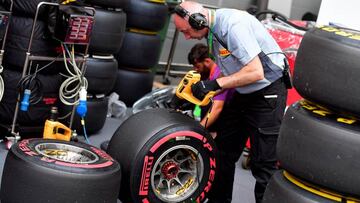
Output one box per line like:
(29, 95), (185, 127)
(53, 5), (94, 45)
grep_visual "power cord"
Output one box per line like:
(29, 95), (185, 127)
(261, 51), (293, 89)
(255, 10), (309, 31)
(203, 98), (214, 128)
(59, 43), (88, 106)
(16, 57), (60, 111)
(58, 43), (89, 144)
(17, 72), (43, 111)
(81, 117), (90, 144)
(0, 64), (4, 101)
(77, 87), (89, 144)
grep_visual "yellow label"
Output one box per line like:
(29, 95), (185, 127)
(219, 48), (230, 57)
(320, 26), (360, 41)
(337, 118), (356, 125)
(312, 109), (331, 117)
(299, 100), (358, 125)
(321, 26), (339, 32)
(284, 171), (360, 202)
(300, 100), (317, 111)
(44, 149), (68, 156)
(335, 31), (353, 37)
(128, 28), (157, 35)
(176, 178), (194, 195)
(350, 35), (360, 40)
(148, 0), (165, 3)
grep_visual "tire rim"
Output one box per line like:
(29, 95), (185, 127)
(35, 143), (99, 164)
(151, 145), (204, 202)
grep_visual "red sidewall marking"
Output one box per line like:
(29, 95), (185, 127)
(19, 139), (114, 169)
(142, 198), (150, 203)
(150, 131), (205, 153)
(55, 160), (113, 169)
(138, 131), (216, 202)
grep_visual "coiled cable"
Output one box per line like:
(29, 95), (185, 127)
(0, 64), (4, 101)
(17, 72), (43, 106)
(59, 44), (88, 106)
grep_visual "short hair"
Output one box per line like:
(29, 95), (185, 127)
(188, 43), (209, 65)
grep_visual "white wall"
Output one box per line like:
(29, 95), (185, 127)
(290, 0), (322, 19)
(268, 0), (293, 18)
(317, 0), (360, 30)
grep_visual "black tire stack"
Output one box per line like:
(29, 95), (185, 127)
(112, 0), (169, 107)
(263, 26), (360, 202)
(59, 0), (127, 135)
(0, 0), (63, 137)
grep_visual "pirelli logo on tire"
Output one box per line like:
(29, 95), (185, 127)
(318, 25), (360, 41)
(299, 100), (357, 125)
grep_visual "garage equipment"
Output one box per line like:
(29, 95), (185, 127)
(175, 70), (216, 106)
(4, 2), (95, 148)
(0, 1), (13, 102)
(43, 107), (72, 141)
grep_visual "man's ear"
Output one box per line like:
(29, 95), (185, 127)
(203, 58), (213, 66)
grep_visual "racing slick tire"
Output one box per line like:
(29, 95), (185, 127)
(124, 0), (168, 32)
(263, 171), (335, 203)
(114, 31), (161, 68)
(0, 138), (121, 203)
(293, 26), (360, 117)
(85, 56), (118, 95)
(112, 68), (154, 107)
(89, 8), (126, 55)
(277, 101), (360, 197)
(107, 108), (218, 203)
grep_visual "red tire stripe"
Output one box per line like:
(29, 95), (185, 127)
(149, 130), (204, 153)
(55, 160), (114, 169)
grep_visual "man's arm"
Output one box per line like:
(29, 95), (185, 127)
(200, 100), (225, 128)
(216, 56), (264, 89)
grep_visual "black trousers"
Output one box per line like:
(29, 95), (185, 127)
(207, 78), (287, 203)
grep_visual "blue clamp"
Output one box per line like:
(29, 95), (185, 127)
(20, 89), (31, 111)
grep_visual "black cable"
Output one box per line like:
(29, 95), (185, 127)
(261, 51), (293, 89)
(256, 10), (287, 21)
(17, 73), (43, 105)
(16, 55), (60, 105)
(204, 98), (214, 129)
(256, 10), (309, 31)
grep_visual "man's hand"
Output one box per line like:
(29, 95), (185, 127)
(169, 95), (194, 110)
(191, 80), (221, 100)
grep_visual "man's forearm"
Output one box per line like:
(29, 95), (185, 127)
(200, 101), (224, 128)
(216, 56), (264, 89)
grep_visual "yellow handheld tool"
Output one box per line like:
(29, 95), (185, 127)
(176, 70), (216, 106)
(43, 107), (72, 141)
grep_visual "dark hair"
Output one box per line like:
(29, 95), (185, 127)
(188, 43), (209, 65)
(302, 12), (317, 21)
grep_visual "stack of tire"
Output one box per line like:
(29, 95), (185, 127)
(263, 26), (360, 202)
(113, 0), (169, 106)
(59, 0), (127, 135)
(0, 0), (62, 137)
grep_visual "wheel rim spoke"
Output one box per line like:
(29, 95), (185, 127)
(150, 145), (205, 202)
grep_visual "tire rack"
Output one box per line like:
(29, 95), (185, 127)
(5, 2), (96, 146)
(0, 0), (13, 100)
